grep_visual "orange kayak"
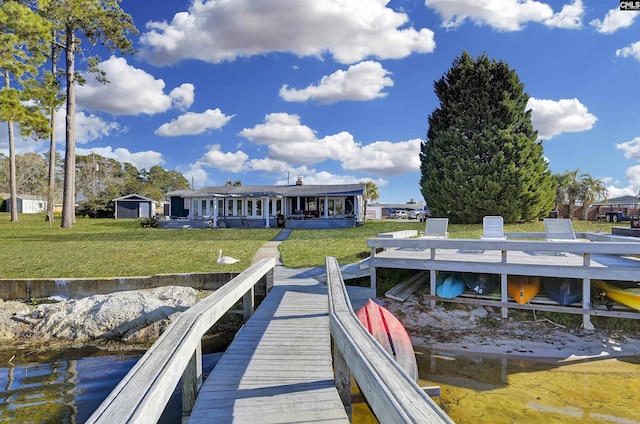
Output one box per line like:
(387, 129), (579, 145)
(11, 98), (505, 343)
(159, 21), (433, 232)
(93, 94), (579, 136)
(356, 299), (418, 382)
(508, 275), (541, 304)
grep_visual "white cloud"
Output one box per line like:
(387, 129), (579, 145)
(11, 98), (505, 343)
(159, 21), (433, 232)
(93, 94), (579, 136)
(543, 0), (583, 29)
(616, 41), (640, 61)
(246, 158), (293, 174)
(590, 8), (637, 34)
(195, 144), (249, 172)
(139, 0), (435, 65)
(342, 138), (422, 176)
(76, 56), (194, 115)
(181, 165), (209, 189)
(268, 131), (360, 165)
(70, 111), (123, 144)
(76, 146), (165, 170)
(155, 109), (235, 136)
(275, 170), (387, 188)
(527, 97), (597, 139)
(425, 0), (575, 31)
(238, 112), (421, 176)
(425, 0), (584, 31)
(239, 113), (317, 145)
(616, 137), (640, 161)
(280, 61), (394, 104)
(170, 83), (196, 111)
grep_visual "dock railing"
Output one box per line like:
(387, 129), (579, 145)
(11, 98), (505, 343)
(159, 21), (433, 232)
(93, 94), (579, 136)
(366, 234), (640, 330)
(86, 257), (275, 424)
(325, 256), (453, 423)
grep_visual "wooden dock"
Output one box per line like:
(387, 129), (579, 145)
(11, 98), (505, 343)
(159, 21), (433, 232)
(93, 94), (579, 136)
(188, 272), (372, 423)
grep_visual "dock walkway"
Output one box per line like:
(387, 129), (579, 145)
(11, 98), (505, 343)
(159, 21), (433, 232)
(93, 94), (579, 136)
(188, 265), (373, 423)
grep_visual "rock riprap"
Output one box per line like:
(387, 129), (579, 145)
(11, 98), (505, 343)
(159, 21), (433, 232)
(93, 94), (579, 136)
(4, 286), (201, 344)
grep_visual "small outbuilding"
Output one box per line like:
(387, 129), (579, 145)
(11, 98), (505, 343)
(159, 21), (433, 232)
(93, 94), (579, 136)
(113, 194), (157, 219)
(5, 194), (47, 214)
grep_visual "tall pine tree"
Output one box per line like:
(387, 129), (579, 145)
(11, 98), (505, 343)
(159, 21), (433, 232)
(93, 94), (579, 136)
(420, 51), (554, 224)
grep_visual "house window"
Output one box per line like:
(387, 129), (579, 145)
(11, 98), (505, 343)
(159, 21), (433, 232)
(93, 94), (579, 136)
(247, 200), (253, 217)
(227, 199), (234, 216)
(236, 199), (242, 216)
(218, 200), (224, 216)
(256, 200), (262, 217)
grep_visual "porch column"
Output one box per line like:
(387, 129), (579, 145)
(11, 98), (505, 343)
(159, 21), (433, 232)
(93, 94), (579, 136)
(324, 195), (329, 218)
(264, 196), (270, 228)
(212, 199), (218, 228)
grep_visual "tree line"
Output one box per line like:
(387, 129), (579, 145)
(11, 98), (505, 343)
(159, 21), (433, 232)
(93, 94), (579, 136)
(1, 0), (137, 226)
(0, 152), (189, 217)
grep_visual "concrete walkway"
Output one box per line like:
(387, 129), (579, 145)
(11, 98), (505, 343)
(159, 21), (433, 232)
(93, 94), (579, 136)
(251, 229), (291, 265)
(250, 228), (374, 309)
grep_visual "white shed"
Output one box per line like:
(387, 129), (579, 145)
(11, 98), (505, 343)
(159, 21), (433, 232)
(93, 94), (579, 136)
(6, 195), (47, 214)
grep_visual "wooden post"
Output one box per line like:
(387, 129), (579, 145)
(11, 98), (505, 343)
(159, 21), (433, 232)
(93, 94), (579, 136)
(333, 338), (352, 420)
(370, 247), (377, 296)
(501, 250), (508, 319)
(582, 252), (595, 330)
(243, 286), (255, 322)
(430, 269), (437, 308)
(182, 343), (203, 416)
(265, 268), (274, 294)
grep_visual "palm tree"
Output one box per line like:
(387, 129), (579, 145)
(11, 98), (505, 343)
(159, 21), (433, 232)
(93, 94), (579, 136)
(578, 174), (608, 220)
(362, 180), (379, 203)
(553, 170), (580, 219)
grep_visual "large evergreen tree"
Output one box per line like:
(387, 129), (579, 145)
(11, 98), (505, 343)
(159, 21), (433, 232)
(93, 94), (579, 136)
(420, 51), (554, 223)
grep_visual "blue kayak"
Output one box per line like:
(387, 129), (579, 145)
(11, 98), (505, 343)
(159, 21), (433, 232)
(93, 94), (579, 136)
(436, 272), (467, 298)
(542, 278), (582, 305)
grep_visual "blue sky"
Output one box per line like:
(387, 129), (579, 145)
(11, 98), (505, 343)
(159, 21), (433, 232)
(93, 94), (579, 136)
(2, 0), (639, 204)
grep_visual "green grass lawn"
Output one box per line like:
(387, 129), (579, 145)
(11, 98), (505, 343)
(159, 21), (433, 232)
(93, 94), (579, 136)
(0, 213), (621, 278)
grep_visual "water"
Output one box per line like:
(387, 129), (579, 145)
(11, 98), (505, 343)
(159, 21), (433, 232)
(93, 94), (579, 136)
(0, 346), (220, 423)
(2, 346), (639, 423)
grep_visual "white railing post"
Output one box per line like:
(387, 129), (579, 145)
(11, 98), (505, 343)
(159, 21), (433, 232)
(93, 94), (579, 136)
(182, 342), (202, 415)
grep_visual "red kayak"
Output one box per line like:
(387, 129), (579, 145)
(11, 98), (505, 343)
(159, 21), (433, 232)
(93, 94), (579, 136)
(356, 299), (419, 382)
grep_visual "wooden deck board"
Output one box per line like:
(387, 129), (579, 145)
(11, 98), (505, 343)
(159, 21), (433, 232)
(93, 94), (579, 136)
(188, 282), (350, 423)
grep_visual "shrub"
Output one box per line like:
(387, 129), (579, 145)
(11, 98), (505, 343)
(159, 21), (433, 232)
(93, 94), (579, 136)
(140, 216), (159, 228)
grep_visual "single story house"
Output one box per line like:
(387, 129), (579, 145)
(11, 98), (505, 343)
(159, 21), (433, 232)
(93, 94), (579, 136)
(164, 179), (367, 229)
(113, 194), (157, 219)
(4, 194), (47, 214)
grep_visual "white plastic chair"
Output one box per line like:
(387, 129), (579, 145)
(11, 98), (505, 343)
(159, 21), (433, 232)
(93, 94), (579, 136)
(481, 216), (506, 240)
(544, 218), (578, 241)
(421, 218), (449, 238)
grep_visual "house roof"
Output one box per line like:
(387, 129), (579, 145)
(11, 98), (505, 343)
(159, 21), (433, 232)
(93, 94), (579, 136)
(2, 194), (46, 200)
(113, 193), (157, 203)
(591, 195), (640, 206)
(167, 183), (367, 199)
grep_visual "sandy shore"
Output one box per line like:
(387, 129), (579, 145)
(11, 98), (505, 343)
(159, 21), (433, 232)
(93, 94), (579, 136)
(384, 295), (640, 361)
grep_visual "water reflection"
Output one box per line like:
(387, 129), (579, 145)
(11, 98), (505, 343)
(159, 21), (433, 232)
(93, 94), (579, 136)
(2, 346), (640, 423)
(415, 347), (640, 424)
(0, 347), (221, 423)
(351, 349), (640, 423)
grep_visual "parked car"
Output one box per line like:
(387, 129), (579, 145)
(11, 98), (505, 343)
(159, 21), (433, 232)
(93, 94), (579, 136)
(395, 210), (408, 219)
(407, 209), (424, 220)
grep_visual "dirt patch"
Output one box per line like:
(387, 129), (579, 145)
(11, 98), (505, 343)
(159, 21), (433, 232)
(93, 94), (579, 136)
(383, 295), (640, 360)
